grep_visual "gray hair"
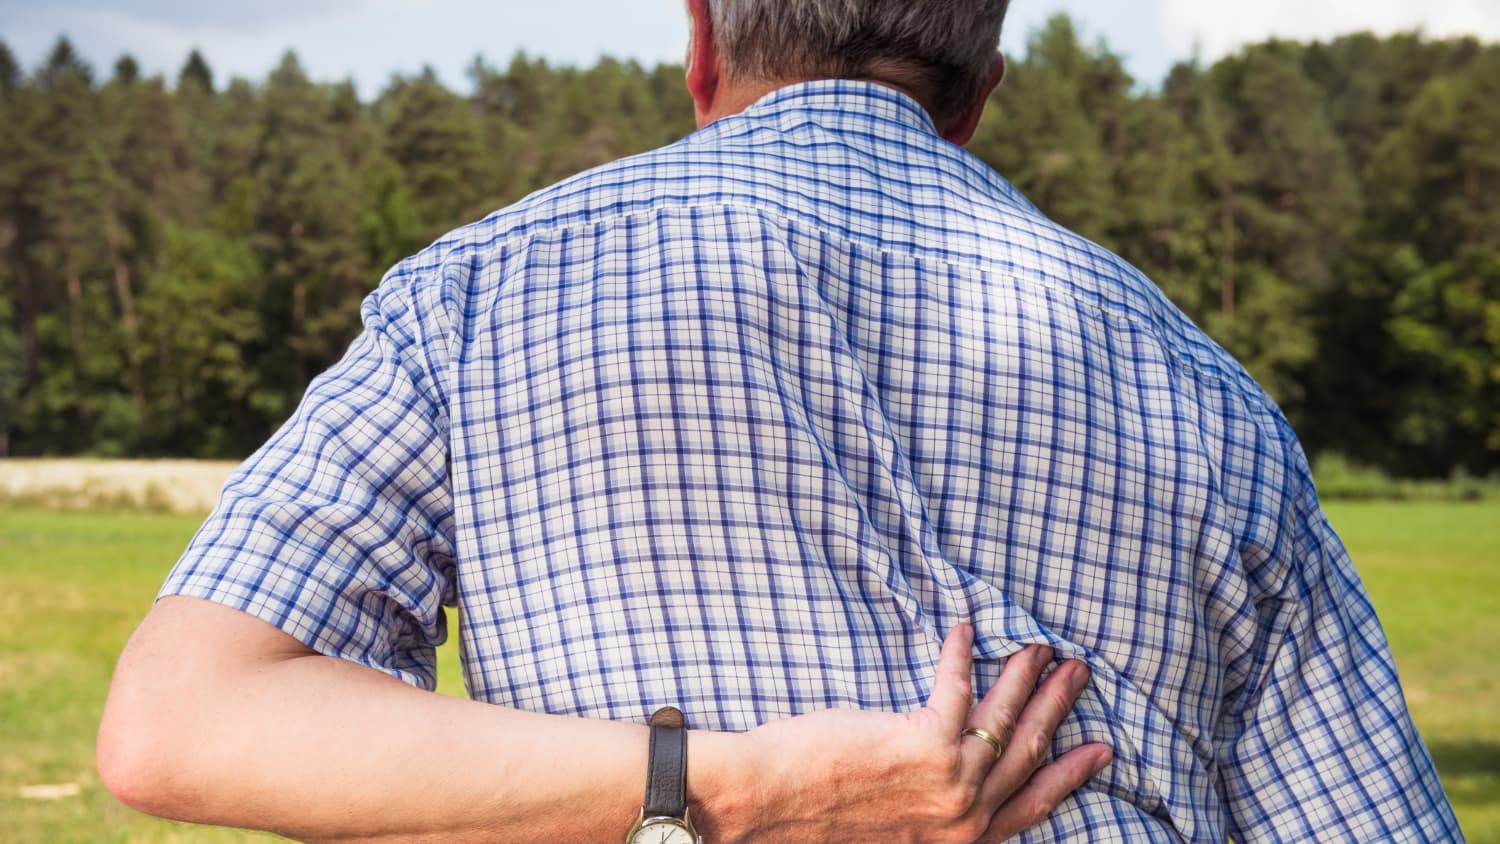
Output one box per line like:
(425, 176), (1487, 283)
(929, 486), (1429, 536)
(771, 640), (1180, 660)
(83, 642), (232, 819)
(708, 0), (1010, 120)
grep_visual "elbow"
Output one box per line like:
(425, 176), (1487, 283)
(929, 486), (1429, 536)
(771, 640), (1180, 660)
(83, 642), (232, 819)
(95, 723), (147, 812)
(98, 597), (295, 823)
(97, 695), (181, 818)
(97, 639), (211, 820)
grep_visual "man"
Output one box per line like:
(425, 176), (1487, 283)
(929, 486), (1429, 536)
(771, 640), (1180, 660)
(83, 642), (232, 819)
(99, 0), (1460, 841)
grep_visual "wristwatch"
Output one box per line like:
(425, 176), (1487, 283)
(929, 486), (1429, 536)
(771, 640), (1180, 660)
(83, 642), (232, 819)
(626, 706), (702, 844)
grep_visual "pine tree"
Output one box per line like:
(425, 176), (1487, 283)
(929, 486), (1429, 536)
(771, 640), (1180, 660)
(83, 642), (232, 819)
(136, 221), (265, 455)
(113, 55), (140, 86)
(0, 40), (18, 92)
(1100, 68), (1219, 330)
(1155, 61), (1242, 325)
(248, 52), (370, 420)
(378, 67), (487, 239)
(0, 40), (24, 453)
(1368, 48), (1500, 471)
(14, 38), (117, 452)
(1203, 42), (1360, 412)
(99, 58), (187, 434)
(178, 49), (214, 94)
(969, 15), (1125, 245)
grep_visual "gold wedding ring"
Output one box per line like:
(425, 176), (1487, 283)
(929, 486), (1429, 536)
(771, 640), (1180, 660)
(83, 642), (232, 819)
(961, 727), (1003, 758)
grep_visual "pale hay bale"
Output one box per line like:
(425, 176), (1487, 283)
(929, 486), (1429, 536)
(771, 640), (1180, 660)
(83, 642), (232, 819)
(0, 459), (238, 514)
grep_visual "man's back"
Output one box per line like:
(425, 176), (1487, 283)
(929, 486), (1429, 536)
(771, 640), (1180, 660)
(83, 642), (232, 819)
(163, 80), (1457, 840)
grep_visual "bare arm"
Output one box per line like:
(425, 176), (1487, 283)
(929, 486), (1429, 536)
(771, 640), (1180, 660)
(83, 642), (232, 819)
(99, 596), (679, 842)
(99, 597), (1109, 843)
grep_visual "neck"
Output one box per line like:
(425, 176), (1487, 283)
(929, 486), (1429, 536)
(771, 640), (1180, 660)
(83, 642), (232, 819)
(695, 79), (788, 127)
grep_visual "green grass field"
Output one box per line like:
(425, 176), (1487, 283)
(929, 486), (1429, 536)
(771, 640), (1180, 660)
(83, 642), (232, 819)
(0, 503), (1495, 842)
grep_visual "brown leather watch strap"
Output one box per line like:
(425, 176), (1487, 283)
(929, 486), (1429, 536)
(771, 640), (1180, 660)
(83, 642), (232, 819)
(643, 706), (688, 818)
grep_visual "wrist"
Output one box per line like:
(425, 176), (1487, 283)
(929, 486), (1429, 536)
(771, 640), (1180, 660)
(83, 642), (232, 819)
(685, 728), (771, 844)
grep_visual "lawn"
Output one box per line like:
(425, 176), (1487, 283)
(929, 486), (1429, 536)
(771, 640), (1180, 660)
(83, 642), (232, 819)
(0, 503), (1495, 842)
(1323, 501), (1500, 840)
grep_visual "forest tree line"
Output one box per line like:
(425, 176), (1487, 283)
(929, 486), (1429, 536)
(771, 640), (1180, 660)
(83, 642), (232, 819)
(0, 16), (1496, 476)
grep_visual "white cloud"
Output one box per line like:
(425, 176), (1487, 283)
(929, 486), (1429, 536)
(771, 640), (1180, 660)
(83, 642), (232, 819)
(1160, 0), (1500, 60)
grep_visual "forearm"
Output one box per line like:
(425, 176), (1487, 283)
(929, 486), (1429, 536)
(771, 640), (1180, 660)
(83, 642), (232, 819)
(98, 599), (758, 842)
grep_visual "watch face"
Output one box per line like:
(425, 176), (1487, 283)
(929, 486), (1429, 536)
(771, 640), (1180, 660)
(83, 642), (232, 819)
(629, 819), (696, 844)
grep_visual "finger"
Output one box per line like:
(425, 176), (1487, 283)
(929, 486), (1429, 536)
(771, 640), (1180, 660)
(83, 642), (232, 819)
(924, 623), (976, 729)
(977, 659), (1091, 806)
(978, 744), (1112, 842)
(957, 643), (1053, 783)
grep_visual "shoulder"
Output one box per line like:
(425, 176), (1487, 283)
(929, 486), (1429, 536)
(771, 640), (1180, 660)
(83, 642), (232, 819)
(983, 205), (1316, 547)
(370, 132), (730, 302)
(985, 204), (1272, 415)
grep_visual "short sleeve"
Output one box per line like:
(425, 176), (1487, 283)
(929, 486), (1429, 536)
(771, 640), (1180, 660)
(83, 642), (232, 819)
(1216, 443), (1462, 841)
(159, 286), (457, 690)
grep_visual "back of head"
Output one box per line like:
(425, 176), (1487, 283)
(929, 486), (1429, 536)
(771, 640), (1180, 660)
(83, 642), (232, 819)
(708, 0), (1011, 121)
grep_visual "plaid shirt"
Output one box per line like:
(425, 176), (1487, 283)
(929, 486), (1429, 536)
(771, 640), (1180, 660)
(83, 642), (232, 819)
(163, 80), (1460, 842)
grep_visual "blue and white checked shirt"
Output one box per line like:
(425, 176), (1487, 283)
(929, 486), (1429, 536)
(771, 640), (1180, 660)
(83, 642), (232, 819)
(163, 81), (1460, 841)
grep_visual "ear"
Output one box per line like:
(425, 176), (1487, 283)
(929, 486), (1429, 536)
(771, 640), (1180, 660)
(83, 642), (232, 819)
(940, 54), (1006, 146)
(685, 0), (722, 128)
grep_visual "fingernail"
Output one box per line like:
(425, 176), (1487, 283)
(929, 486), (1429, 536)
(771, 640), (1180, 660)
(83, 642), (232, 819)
(1069, 662), (1091, 693)
(1092, 746), (1113, 773)
(1033, 644), (1053, 668)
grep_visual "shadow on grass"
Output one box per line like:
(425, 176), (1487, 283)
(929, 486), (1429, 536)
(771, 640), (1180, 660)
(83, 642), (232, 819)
(1429, 740), (1500, 806)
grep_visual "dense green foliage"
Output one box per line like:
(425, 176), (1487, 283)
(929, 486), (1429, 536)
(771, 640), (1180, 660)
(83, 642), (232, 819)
(1, 19), (1497, 476)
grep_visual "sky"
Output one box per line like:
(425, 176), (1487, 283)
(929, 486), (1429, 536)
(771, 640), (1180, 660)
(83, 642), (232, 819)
(2, 0), (1499, 97)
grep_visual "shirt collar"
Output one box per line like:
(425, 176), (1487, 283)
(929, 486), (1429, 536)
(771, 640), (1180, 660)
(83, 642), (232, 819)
(736, 78), (940, 136)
